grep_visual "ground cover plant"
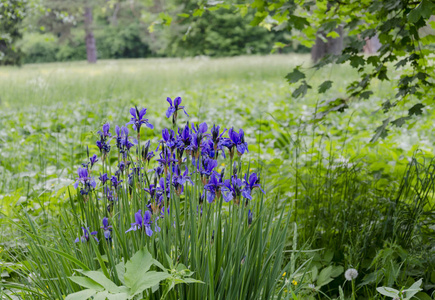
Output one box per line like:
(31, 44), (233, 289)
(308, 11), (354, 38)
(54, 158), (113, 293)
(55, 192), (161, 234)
(0, 55), (434, 299)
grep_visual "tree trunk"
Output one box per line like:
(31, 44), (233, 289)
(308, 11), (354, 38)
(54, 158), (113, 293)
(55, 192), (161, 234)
(363, 34), (381, 54)
(311, 25), (344, 63)
(84, 5), (97, 63)
(111, 2), (120, 26)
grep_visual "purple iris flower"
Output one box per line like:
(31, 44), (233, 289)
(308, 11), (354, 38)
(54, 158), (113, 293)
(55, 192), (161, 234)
(118, 161), (126, 173)
(101, 217), (112, 241)
(221, 175), (243, 203)
(204, 172), (224, 203)
(146, 178), (165, 214)
(75, 227), (99, 243)
(173, 165), (194, 185)
(230, 128), (248, 155)
(188, 122), (209, 159)
(127, 107), (153, 133)
(115, 125), (123, 150)
(201, 139), (216, 159)
(242, 173), (265, 201)
(197, 122), (208, 134)
(248, 210), (253, 225)
(158, 128), (177, 151)
(89, 154), (98, 168)
(141, 140), (154, 163)
(99, 173), (108, 185)
(211, 124), (227, 158)
(97, 123), (111, 138)
(157, 148), (178, 170)
(115, 126), (136, 159)
(166, 97), (189, 119)
(211, 124), (226, 144)
(198, 157), (218, 177)
(172, 165), (194, 195)
(125, 209), (153, 237)
(177, 123), (192, 149)
(103, 186), (115, 201)
(156, 176), (171, 202)
(96, 124), (112, 155)
(111, 175), (123, 190)
(144, 183), (157, 200)
(223, 128), (249, 157)
(74, 167), (96, 195)
(96, 139), (111, 155)
(151, 165), (164, 177)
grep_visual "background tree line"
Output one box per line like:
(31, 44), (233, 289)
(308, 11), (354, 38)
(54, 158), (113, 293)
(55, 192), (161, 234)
(0, 0), (309, 65)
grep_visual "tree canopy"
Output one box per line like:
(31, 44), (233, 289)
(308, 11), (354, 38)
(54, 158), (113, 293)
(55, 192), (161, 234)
(245, 0), (435, 141)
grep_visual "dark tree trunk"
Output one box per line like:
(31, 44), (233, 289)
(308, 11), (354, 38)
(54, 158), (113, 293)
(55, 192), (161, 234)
(84, 5), (97, 63)
(311, 25), (344, 63)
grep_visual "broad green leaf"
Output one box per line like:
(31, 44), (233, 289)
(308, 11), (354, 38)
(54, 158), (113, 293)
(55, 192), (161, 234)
(330, 266), (344, 278)
(376, 286), (400, 298)
(408, 104), (425, 116)
(128, 271), (171, 297)
(79, 271), (121, 293)
(311, 266), (318, 282)
(192, 8), (205, 17)
(317, 266), (333, 287)
(93, 290), (128, 300)
(326, 31), (340, 38)
(69, 276), (104, 291)
(289, 15), (309, 30)
(65, 289), (96, 300)
(318, 80), (332, 93)
(349, 55), (365, 68)
(404, 279), (423, 299)
(115, 261), (125, 285)
(360, 91), (373, 99)
(323, 250), (334, 264)
(391, 116), (410, 127)
(370, 118), (391, 143)
(292, 81), (311, 98)
(124, 247), (154, 291)
(286, 67), (305, 84)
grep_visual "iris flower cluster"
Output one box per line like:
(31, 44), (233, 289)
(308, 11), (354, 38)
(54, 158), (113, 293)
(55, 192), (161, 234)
(73, 97), (264, 243)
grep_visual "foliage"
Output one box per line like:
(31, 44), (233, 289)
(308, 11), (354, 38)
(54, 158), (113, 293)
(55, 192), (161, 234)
(1, 0), (307, 64)
(377, 278), (422, 299)
(168, 6), (275, 57)
(243, 0), (435, 140)
(0, 56), (434, 299)
(0, 0), (26, 65)
(65, 247), (201, 300)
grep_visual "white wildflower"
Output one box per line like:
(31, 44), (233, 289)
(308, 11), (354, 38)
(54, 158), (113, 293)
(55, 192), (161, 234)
(344, 268), (358, 281)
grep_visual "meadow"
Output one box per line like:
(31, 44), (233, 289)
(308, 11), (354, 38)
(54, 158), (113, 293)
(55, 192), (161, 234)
(0, 55), (434, 299)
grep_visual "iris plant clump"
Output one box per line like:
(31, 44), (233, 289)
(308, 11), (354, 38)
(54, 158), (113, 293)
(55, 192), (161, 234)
(73, 97), (265, 244)
(64, 96), (289, 299)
